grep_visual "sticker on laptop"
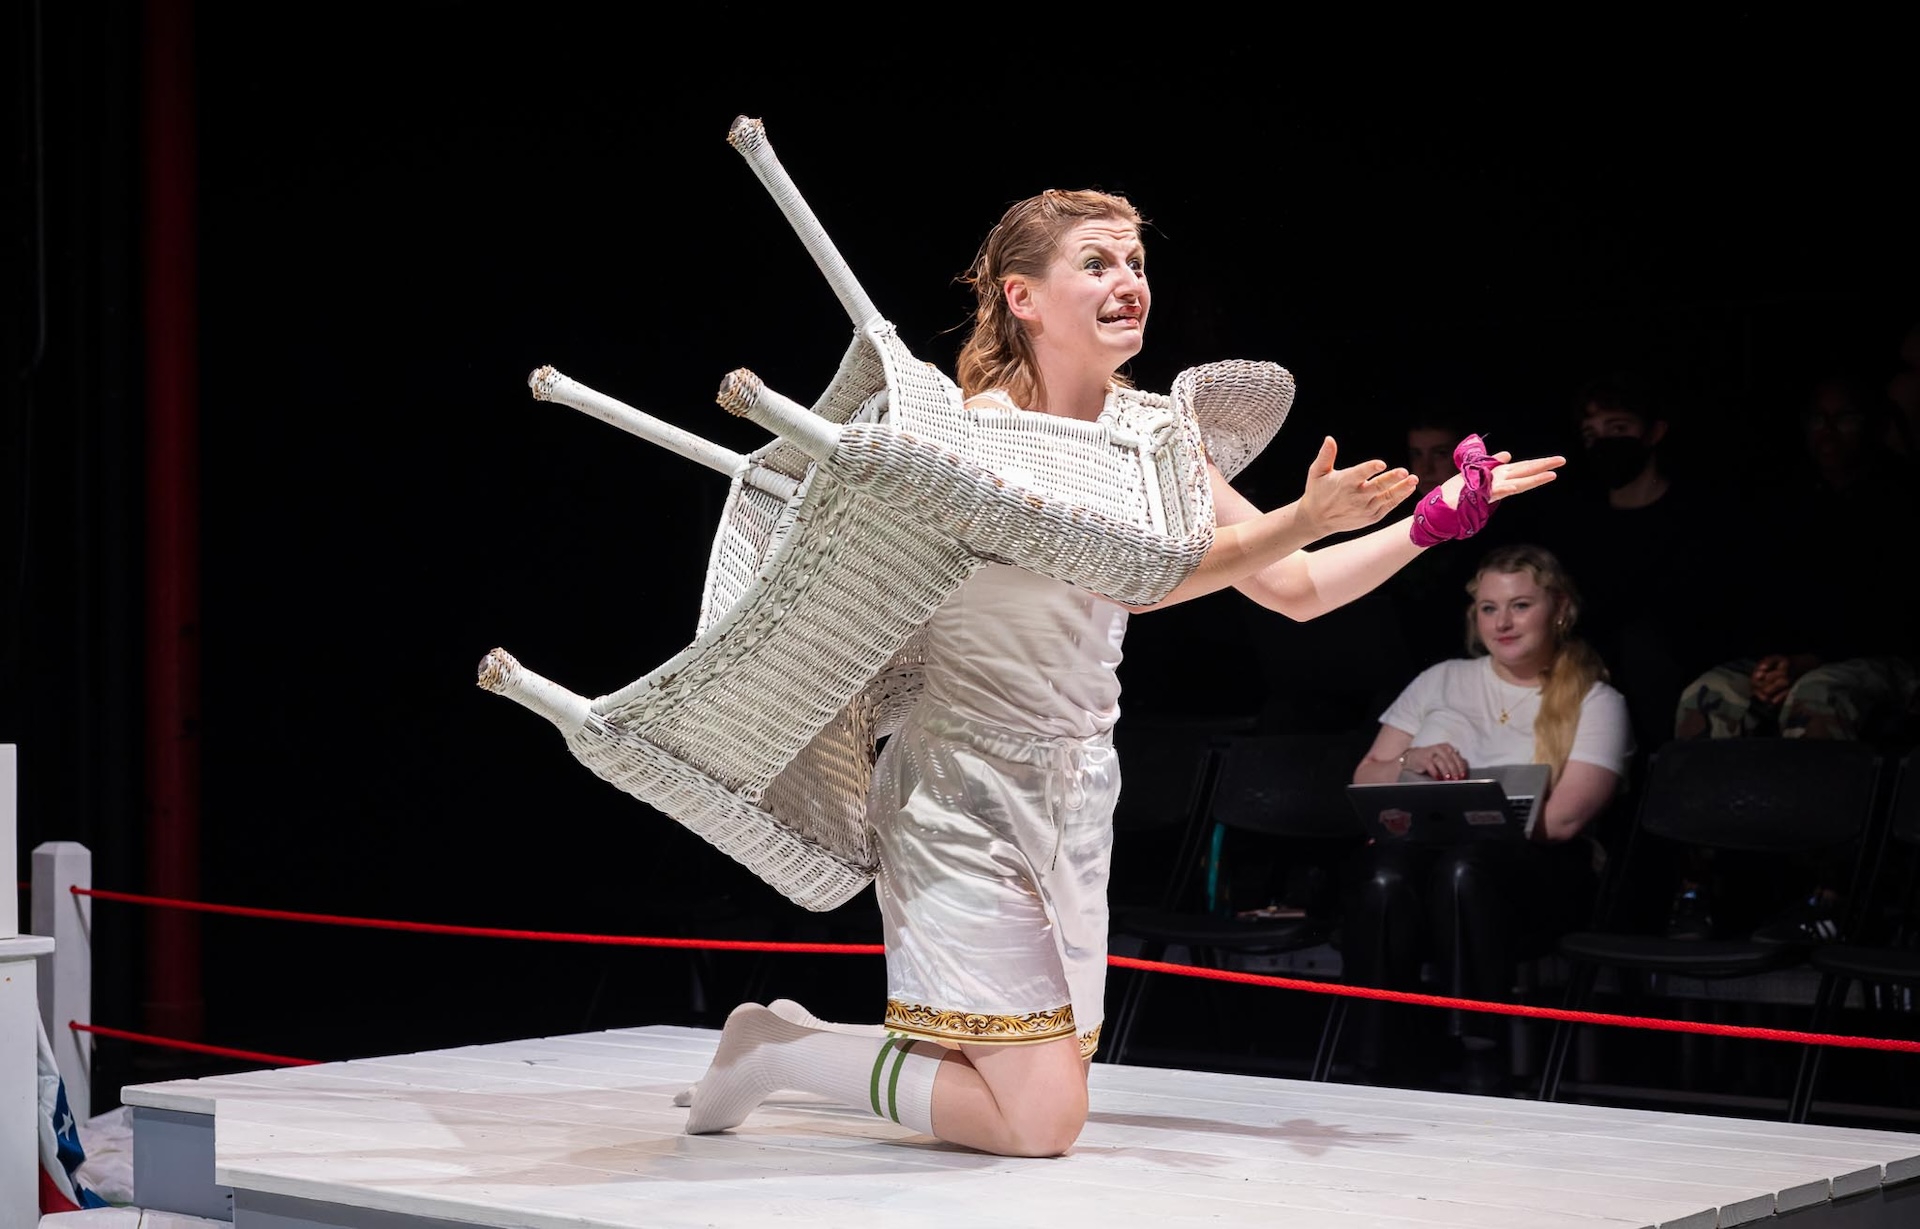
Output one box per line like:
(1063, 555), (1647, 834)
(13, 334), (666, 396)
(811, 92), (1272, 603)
(1464, 809), (1508, 826)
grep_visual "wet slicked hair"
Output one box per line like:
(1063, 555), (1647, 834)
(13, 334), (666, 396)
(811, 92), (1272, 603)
(955, 189), (1144, 410)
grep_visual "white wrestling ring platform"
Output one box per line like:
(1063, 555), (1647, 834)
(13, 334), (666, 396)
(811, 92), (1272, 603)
(118, 1024), (1920, 1229)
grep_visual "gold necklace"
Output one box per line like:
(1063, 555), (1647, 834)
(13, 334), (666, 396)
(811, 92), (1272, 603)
(1493, 672), (1542, 725)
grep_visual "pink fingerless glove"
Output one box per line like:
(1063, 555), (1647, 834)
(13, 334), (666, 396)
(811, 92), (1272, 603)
(1409, 433), (1497, 547)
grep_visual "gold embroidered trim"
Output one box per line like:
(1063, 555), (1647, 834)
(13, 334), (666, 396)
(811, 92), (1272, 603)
(1079, 1023), (1102, 1061)
(885, 999), (1076, 1046)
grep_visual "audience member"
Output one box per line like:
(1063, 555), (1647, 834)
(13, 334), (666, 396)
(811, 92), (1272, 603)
(1341, 543), (1633, 1094)
(1675, 369), (1919, 744)
(1520, 370), (1726, 765)
(1407, 411), (1468, 500)
(1375, 410), (1488, 689)
(1263, 409), (1491, 728)
(1666, 367), (1920, 942)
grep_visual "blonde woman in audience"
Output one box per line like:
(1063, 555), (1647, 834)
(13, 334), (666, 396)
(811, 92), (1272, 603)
(1345, 542), (1631, 1093)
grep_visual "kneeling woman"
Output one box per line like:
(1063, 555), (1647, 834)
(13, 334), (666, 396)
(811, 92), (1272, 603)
(1344, 542), (1632, 1092)
(681, 188), (1566, 1157)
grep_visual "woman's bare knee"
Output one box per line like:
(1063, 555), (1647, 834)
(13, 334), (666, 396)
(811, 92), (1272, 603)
(960, 1037), (1089, 1156)
(998, 1084), (1088, 1156)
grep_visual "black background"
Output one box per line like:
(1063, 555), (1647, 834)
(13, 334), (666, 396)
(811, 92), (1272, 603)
(7, 5), (1918, 1101)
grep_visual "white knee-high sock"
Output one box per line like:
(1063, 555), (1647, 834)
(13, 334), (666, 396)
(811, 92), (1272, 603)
(671, 999), (885, 1107)
(684, 1002), (942, 1136)
(865, 1032), (940, 1136)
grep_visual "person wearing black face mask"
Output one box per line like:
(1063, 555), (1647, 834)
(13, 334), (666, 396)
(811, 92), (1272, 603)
(1575, 387), (1670, 507)
(1581, 433), (1656, 490)
(1516, 370), (1727, 774)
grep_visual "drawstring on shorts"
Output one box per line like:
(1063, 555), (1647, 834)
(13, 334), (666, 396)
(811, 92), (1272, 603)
(1041, 738), (1093, 871)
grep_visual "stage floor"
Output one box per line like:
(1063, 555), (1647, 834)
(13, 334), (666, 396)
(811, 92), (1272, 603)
(119, 1023), (1920, 1229)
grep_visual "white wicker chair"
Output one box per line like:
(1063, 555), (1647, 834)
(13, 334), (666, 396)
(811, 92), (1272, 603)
(479, 116), (1293, 911)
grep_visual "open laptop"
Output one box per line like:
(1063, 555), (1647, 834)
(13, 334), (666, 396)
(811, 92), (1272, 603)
(1345, 763), (1549, 843)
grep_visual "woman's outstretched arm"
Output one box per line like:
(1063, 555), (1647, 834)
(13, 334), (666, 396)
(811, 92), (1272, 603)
(1136, 439), (1563, 615)
(1132, 436), (1412, 610)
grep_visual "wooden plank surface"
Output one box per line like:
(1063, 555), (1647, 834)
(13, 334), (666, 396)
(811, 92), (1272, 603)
(121, 1025), (1920, 1229)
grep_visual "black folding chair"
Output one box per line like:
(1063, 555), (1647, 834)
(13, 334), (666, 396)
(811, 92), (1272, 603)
(1788, 747), (1920, 1122)
(1104, 729), (1370, 1075)
(1535, 737), (1885, 1114)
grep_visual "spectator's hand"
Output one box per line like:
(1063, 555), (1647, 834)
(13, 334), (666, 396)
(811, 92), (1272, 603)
(1753, 652), (1823, 704)
(1405, 742), (1470, 781)
(1298, 436), (1417, 537)
(1751, 653), (1794, 705)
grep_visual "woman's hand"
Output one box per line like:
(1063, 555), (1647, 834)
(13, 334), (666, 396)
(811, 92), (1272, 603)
(1432, 450), (1566, 508)
(1410, 438), (1565, 547)
(1298, 436), (1418, 537)
(1405, 742), (1470, 781)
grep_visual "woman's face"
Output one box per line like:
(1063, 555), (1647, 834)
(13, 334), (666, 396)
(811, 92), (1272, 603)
(1803, 380), (1868, 475)
(1473, 568), (1559, 670)
(1407, 426), (1459, 496)
(1009, 217), (1149, 376)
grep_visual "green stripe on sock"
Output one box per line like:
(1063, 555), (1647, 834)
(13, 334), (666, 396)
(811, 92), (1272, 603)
(884, 1039), (910, 1123)
(868, 1038), (896, 1117)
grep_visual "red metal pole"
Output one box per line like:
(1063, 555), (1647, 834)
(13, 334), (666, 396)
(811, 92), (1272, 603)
(141, 0), (203, 1042)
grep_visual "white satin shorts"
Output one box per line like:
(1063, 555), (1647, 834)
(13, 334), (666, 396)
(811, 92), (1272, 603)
(868, 701), (1118, 1058)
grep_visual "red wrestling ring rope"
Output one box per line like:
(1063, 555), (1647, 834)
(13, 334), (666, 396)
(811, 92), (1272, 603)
(72, 885), (1920, 1056)
(72, 885), (884, 954)
(1107, 955), (1920, 1053)
(70, 1022), (319, 1067)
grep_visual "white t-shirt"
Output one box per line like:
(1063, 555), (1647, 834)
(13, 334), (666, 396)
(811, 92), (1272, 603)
(1378, 655), (1634, 779)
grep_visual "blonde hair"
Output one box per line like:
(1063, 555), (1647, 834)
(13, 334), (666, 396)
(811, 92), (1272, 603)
(1462, 542), (1609, 786)
(954, 188), (1145, 409)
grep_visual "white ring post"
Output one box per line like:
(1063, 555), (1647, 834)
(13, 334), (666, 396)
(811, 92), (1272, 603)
(33, 842), (92, 1123)
(1, 745), (54, 1229)
(2, 746), (13, 940)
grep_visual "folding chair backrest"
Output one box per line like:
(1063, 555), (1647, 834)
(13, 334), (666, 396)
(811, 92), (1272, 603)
(1636, 738), (1882, 854)
(1111, 718), (1251, 912)
(1845, 748), (1920, 947)
(1889, 749), (1920, 846)
(1198, 730), (1370, 918)
(1209, 731), (1374, 841)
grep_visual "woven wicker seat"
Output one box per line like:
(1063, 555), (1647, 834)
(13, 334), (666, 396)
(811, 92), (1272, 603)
(480, 116), (1292, 911)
